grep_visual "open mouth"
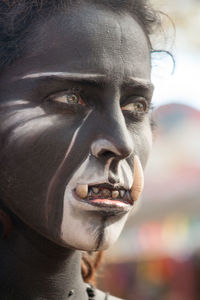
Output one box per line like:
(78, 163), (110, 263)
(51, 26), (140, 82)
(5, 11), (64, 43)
(74, 183), (133, 208)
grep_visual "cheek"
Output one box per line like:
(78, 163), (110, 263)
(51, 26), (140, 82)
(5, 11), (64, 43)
(140, 123), (152, 167)
(0, 108), (79, 234)
(131, 118), (152, 167)
(0, 104), (94, 242)
(0, 112), (75, 185)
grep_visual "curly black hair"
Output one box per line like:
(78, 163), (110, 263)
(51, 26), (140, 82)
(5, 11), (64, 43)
(0, 0), (160, 69)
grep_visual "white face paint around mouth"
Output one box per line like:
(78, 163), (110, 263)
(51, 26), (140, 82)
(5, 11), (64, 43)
(60, 155), (133, 251)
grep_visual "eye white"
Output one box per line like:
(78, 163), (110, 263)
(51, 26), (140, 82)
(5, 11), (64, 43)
(53, 93), (80, 104)
(122, 101), (146, 112)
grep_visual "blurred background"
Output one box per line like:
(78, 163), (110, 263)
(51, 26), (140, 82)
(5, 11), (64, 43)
(98, 1), (200, 299)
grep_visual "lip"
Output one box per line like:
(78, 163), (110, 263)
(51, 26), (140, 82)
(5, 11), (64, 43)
(72, 184), (133, 215)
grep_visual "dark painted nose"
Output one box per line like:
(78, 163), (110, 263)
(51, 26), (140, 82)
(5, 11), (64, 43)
(91, 110), (134, 160)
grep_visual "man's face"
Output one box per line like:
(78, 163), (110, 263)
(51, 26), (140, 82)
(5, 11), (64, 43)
(0, 4), (153, 250)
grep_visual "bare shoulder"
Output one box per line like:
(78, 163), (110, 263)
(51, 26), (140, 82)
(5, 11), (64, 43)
(95, 288), (125, 300)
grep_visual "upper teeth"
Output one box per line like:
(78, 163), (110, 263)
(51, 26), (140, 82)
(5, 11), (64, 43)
(76, 184), (88, 199)
(112, 190), (119, 198)
(92, 187), (99, 194)
(120, 190), (125, 198)
(75, 184), (126, 200)
(102, 189), (111, 197)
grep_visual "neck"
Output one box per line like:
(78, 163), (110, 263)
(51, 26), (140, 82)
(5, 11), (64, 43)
(0, 213), (88, 300)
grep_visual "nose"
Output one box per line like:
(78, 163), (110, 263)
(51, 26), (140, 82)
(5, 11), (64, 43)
(91, 111), (134, 161)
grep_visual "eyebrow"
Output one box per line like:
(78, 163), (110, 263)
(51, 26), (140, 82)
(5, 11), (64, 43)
(21, 72), (106, 82)
(124, 77), (154, 90)
(19, 72), (153, 89)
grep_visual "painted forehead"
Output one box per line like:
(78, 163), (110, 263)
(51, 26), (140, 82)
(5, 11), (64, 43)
(22, 3), (150, 79)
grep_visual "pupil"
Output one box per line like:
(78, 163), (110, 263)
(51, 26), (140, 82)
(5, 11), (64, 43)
(68, 94), (78, 103)
(136, 103), (143, 111)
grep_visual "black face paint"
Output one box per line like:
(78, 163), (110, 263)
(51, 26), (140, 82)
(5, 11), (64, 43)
(0, 4), (153, 250)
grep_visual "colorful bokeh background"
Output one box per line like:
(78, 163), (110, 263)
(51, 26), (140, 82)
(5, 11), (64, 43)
(98, 1), (200, 299)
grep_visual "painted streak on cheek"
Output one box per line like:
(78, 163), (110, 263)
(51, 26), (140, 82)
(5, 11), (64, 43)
(45, 110), (93, 232)
(0, 119), (68, 182)
(0, 105), (46, 152)
(0, 103), (45, 125)
(0, 107), (80, 233)
(0, 102), (80, 158)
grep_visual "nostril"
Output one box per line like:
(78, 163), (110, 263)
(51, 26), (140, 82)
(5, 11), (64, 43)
(91, 138), (133, 160)
(91, 139), (120, 159)
(98, 149), (116, 159)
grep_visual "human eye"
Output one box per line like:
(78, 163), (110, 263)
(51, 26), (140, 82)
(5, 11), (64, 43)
(46, 89), (86, 106)
(122, 97), (147, 113)
(121, 96), (149, 120)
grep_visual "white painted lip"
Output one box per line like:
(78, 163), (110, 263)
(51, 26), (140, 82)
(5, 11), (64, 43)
(72, 189), (131, 214)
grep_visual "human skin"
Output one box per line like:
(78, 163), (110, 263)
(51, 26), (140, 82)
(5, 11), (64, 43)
(0, 3), (153, 299)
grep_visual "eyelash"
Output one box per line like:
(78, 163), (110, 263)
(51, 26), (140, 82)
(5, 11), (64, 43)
(122, 97), (150, 119)
(44, 89), (150, 120)
(44, 88), (86, 109)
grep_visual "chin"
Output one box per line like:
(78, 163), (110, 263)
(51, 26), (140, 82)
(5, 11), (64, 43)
(60, 210), (129, 251)
(96, 214), (129, 250)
